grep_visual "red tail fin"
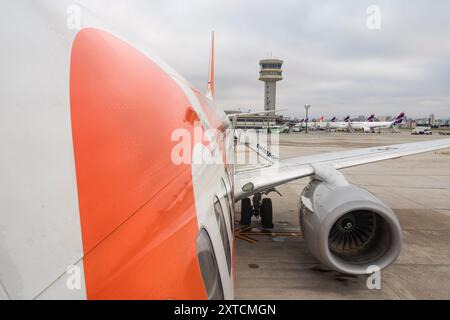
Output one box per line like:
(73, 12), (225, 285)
(206, 31), (215, 100)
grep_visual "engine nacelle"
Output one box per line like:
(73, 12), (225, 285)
(300, 180), (402, 275)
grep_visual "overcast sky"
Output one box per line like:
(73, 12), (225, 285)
(81, 0), (450, 119)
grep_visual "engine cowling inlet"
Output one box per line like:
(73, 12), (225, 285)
(300, 180), (402, 275)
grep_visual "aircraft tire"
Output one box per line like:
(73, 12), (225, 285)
(261, 198), (274, 229)
(240, 198), (252, 226)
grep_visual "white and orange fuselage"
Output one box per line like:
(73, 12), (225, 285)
(1, 2), (234, 300)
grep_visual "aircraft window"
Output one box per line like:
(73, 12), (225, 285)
(196, 229), (224, 300)
(221, 179), (234, 234)
(214, 197), (232, 274)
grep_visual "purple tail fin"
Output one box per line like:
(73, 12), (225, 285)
(367, 114), (375, 122)
(393, 112), (405, 125)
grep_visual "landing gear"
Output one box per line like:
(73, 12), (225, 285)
(261, 198), (274, 229)
(240, 194), (274, 229)
(240, 198), (252, 226)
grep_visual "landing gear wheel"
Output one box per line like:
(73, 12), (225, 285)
(261, 198), (274, 229)
(240, 198), (252, 226)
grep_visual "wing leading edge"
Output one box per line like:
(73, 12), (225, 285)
(235, 138), (450, 201)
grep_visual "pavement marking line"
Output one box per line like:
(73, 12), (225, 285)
(235, 225), (254, 233)
(240, 232), (303, 237)
(234, 224), (303, 244)
(235, 234), (258, 244)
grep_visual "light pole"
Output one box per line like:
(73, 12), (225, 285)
(305, 105), (311, 133)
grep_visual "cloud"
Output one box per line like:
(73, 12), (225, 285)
(79, 0), (450, 118)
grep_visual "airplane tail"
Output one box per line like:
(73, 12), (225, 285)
(330, 117), (337, 122)
(343, 116), (350, 122)
(206, 31), (215, 100)
(367, 114), (375, 122)
(392, 112), (405, 125)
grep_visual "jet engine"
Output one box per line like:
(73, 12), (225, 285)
(300, 180), (402, 275)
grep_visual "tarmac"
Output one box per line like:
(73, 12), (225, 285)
(234, 130), (450, 299)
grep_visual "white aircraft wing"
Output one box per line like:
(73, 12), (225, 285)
(235, 138), (450, 201)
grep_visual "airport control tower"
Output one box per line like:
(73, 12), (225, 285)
(259, 59), (283, 115)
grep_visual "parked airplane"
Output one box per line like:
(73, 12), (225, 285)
(312, 116), (327, 130)
(367, 114), (375, 122)
(296, 117), (323, 130)
(325, 114), (393, 132)
(317, 116), (337, 130)
(327, 116), (351, 130)
(351, 113), (405, 133)
(293, 119), (305, 132)
(2, 2), (450, 300)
